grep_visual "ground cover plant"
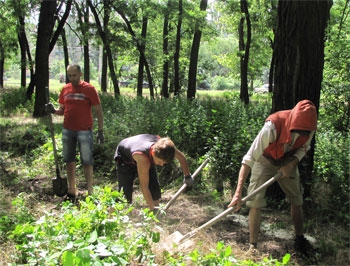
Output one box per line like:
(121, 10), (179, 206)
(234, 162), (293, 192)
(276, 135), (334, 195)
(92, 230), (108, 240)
(0, 87), (349, 265)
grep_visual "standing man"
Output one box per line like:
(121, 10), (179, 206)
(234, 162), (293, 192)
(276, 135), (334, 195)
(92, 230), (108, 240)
(228, 100), (317, 257)
(114, 134), (193, 211)
(46, 64), (104, 199)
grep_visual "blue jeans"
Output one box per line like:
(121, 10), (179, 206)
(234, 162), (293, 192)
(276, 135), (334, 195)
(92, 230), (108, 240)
(62, 128), (93, 165)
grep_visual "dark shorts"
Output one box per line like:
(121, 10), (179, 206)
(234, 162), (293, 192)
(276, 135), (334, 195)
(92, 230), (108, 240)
(62, 128), (93, 165)
(116, 162), (161, 203)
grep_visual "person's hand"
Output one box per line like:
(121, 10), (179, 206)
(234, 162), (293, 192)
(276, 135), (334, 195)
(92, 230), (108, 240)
(96, 129), (104, 144)
(280, 163), (295, 178)
(228, 193), (242, 212)
(183, 174), (194, 187)
(151, 206), (163, 219)
(45, 102), (56, 114)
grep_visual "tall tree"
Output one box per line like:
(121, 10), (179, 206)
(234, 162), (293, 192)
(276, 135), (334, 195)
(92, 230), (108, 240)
(161, 0), (171, 98)
(187, 0), (208, 99)
(270, 0), (332, 199)
(31, 0), (72, 116)
(87, 0), (120, 97)
(173, 0), (183, 96)
(271, 0), (332, 111)
(100, 0), (110, 93)
(75, 1), (91, 82)
(110, 2), (154, 98)
(32, 0), (57, 117)
(238, 0), (251, 104)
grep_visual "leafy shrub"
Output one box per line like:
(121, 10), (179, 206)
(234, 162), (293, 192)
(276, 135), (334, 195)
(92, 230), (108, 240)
(9, 186), (160, 265)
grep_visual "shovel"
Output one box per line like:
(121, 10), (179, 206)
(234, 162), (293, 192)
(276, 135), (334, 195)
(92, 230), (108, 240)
(163, 157), (210, 211)
(46, 86), (68, 197)
(167, 172), (282, 245)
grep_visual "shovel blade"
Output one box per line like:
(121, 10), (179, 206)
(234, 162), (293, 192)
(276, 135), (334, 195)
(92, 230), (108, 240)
(52, 177), (68, 197)
(163, 231), (195, 251)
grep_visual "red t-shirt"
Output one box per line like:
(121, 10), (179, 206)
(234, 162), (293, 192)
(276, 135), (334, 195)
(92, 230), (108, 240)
(59, 81), (101, 131)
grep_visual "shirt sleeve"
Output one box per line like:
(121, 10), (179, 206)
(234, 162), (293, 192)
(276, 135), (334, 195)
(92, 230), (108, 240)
(242, 121), (277, 168)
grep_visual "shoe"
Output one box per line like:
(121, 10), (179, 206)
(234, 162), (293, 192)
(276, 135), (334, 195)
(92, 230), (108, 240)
(294, 235), (316, 257)
(245, 243), (260, 256)
(63, 193), (78, 204)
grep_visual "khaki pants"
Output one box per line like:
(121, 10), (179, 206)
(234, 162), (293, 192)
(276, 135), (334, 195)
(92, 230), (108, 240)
(246, 156), (304, 208)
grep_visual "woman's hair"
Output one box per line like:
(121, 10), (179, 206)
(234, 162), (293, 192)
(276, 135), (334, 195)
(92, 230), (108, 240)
(153, 137), (175, 163)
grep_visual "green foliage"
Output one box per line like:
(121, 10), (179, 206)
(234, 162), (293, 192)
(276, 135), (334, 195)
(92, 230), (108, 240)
(8, 186), (160, 265)
(163, 242), (290, 265)
(1, 88), (349, 263)
(0, 87), (33, 116)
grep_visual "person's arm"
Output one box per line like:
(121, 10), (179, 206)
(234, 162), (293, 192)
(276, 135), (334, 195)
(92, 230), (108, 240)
(93, 104), (104, 131)
(228, 163), (251, 211)
(133, 154), (155, 210)
(228, 122), (275, 210)
(174, 148), (191, 176)
(280, 131), (315, 178)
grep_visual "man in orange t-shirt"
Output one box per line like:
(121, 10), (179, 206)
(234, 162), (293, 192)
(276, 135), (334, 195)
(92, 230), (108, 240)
(46, 64), (104, 199)
(228, 100), (317, 257)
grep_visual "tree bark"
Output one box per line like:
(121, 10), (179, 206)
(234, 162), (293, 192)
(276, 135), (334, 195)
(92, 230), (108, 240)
(33, 0), (57, 117)
(238, 0), (251, 104)
(174, 0), (183, 96)
(88, 0), (119, 97)
(187, 0), (208, 100)
(271, 0), (331, 112)
(18, 15), (26, 88)
(61, 28), (69, 83)
(161, 1), (170, 98)
(269, 0), (332, 202)
(100, 2), (110, 93)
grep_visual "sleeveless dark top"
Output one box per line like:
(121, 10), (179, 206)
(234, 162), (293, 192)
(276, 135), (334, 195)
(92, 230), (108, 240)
(114, 134), (160, 164)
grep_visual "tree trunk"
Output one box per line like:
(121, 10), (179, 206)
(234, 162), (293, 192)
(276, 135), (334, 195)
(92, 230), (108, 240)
(32, 0), (57, 117)
(110, 4), (154, 98)
(173, 0), (183, 96)
(137, 16), (154, 98)
(83, 4), (90, 82)
(187, 0), (208, 100)
(18, 15), (26, 88)
(269, 0), (332, 203)
(100, 2), (110, 93)
(101, 48), (108, 93)
(271, 0), (331, 112)
(61, 29), (69, 83)
(88, 0), (119, 97)
(238, 0), (251, 105)
(137, 16), (147, 97)
(0, 42), (4, 89)
(161, 2), (170, 98)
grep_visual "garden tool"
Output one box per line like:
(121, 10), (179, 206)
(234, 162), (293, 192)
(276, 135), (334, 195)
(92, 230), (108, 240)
(163, 157), (210, 211)
(165, 172), (282, 245)
(45, 86), (68, 197)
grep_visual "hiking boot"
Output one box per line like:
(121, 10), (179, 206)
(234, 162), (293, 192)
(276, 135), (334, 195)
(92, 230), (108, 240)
(294, 235), (316, 257)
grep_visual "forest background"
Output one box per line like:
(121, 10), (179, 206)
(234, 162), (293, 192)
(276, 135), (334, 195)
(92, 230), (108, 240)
(0, 0), (349, 265)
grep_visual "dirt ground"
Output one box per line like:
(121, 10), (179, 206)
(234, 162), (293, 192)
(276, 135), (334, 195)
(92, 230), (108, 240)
(3, 175), (348, 266)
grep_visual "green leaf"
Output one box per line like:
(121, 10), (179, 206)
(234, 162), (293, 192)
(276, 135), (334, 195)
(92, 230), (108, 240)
(110, 243), (126, 255)
(61, 250), (75, 266)
(282, 253), (291, 264)
(88, 230), (98, 243)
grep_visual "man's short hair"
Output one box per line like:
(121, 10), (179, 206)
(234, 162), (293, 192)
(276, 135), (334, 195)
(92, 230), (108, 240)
(153, 137), (175, 163)
(67, 64), (82, 72)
